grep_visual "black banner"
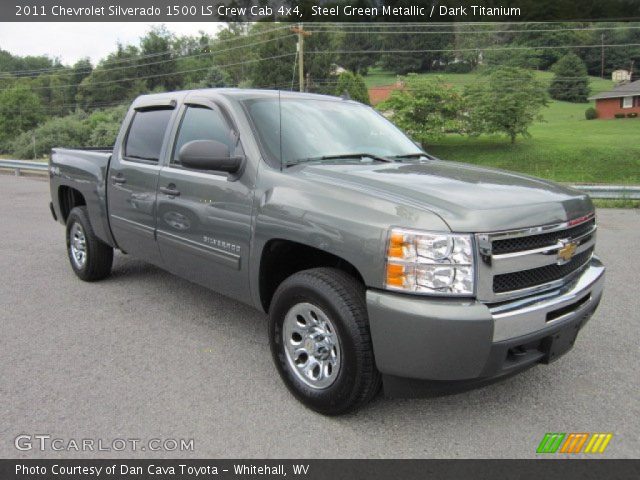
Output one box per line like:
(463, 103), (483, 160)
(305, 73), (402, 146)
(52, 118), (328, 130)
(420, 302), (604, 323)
(1, 460), (639, 480)
(3, 0), (640, 23)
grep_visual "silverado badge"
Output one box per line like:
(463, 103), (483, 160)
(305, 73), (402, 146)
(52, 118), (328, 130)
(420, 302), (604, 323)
(557, 240), (578, 264)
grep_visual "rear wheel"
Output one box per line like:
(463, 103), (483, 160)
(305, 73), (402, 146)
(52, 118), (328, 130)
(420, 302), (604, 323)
(66, 206), (113, 281)
(269, 268), (381, 415)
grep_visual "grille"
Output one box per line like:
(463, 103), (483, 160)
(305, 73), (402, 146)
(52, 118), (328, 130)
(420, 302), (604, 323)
(493, 247), (594, 293)
(492, 219), (595, 255)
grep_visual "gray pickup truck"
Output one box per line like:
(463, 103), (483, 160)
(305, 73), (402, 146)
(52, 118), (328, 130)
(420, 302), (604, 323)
(49, 89), (605, 414)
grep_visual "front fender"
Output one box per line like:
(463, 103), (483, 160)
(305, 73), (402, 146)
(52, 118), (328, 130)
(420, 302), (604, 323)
(249, 167), (450, 309)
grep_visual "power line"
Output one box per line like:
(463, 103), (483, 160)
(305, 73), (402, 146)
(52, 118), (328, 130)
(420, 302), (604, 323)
(307, 42), (640, 55)
(308, 25), (640, 35)
(0, 24), (293, 76)
(0, 34), (296, 80)
(5, 22), (639, 77)
(308, 19), (640, 26)
(0, 53), (298, 92)
(2, 38), (629, 94)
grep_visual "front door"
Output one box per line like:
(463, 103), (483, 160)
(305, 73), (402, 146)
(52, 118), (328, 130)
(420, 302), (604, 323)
(156, 101), (253, 301)
(107, 107), (174, 265)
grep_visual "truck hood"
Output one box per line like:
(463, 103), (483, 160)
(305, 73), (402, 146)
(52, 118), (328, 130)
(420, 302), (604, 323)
(295, 160), (593, 232)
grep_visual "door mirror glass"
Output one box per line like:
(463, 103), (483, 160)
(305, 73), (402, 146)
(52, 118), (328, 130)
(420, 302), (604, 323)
(178, 140), (241, 173)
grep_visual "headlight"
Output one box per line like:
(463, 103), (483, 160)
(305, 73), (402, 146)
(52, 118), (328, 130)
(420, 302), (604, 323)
(385, 228), (475, 296)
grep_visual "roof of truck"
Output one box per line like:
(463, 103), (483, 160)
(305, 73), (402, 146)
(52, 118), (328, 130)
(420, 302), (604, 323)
(131, 88), (352, 110)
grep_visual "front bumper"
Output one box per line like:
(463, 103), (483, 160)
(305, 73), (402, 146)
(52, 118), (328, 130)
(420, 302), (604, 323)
(367, 256), (605, 392)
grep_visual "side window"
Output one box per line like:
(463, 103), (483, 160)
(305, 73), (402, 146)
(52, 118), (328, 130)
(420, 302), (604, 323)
(172, 106), (234, 165)
(124, 109), (173, 162)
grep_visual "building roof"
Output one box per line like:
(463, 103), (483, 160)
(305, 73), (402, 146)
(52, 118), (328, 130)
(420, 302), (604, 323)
(588, 79), (640, 100)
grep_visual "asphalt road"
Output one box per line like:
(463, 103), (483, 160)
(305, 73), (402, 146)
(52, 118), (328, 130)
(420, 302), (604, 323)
(1, 175), (638, 459)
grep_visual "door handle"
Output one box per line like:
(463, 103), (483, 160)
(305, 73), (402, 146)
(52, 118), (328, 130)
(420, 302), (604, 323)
(159, 185), (181, 197)
(111, 174), (126, 184)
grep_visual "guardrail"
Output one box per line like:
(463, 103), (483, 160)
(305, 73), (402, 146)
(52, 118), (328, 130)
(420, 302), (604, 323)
(570, 185), (640, 200)
(0, 159), (48, 176)
(1, 159), (639, 200)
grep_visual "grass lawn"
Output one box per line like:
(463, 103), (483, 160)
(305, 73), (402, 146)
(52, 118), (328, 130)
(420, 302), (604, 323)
(366, 70), (639, 184)
(0, 154), (47, 161)
(427, 101), (640, 184)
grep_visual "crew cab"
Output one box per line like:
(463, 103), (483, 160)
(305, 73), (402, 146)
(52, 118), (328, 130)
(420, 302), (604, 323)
(49, 89), (605, 414)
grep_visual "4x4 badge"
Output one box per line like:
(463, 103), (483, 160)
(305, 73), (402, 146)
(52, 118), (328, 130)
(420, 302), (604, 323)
(557, 240), (578, 264)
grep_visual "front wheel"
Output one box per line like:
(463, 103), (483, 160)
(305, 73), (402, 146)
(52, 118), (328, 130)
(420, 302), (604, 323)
(269, 268), (381, 415)
(66, 206), (113, 281)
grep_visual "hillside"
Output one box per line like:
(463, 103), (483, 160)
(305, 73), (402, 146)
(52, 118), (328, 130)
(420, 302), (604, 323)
(366, 70), (639, 184)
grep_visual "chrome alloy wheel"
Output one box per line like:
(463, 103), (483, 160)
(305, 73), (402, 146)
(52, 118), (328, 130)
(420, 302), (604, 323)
(69, 222), (87, 269)
(282, 302), (341, 389)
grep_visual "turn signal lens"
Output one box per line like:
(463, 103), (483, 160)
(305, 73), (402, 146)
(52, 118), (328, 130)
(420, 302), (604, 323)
(384, 228), (475, 296)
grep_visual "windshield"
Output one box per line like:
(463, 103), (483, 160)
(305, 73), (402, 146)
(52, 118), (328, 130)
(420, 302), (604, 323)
(242, 97), (422, 167)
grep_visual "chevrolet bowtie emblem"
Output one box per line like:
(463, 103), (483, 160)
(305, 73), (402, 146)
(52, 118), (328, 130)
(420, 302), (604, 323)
(557, 240), (578, 264)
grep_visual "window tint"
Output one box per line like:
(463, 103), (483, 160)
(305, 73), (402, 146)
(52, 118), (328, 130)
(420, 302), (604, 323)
(125, 109), (173, 161)
(172, 106), (234, 164)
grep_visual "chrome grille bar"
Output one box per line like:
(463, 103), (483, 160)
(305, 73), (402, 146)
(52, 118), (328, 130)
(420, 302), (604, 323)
(475, 213), (597, 302)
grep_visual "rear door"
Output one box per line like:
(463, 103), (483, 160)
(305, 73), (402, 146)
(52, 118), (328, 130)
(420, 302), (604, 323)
(107, 104), (175, 265)
(156, 98), (253, 301)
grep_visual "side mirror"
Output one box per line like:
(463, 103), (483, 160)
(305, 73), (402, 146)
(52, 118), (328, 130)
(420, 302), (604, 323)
(178, 140), (242, 173)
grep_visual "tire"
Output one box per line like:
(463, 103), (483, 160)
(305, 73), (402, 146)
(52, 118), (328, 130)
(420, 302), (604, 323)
(66, 206), (113, 281)
(269, 267), (381, 415)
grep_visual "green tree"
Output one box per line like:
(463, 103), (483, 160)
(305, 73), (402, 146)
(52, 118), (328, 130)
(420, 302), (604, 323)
(69, 58), (93, 103)
(483, 48), (545, 70)
(248, 24), (296, 89)
(139, 26), (179, 91)
(304, 30), (337, 93)
(173, 31), (216, 86)
(336, 29), (379, 75)
(212, 24), (252, 86)
(379, 75), (468, 143)
(464, 67), (548, 143)
(0, 48), (56, 74)
(86, 105), (128, 146)
(548, 53), (590, 102)
(0, 86), (44, 150)
(451, 23), (498, 69)
(380, 29), (454, 75)
(578, 24), (640, 77)
(334, 71), (370, 104)
(10, 113), (89, 158)
(500, 22), (591, 70)
(75, 44), (145, 108)
(196, 65), (231, 88)
(31, 68), (75, 116)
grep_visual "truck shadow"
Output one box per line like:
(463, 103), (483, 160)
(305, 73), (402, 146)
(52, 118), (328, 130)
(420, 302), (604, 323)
(104, 252), (559, 424)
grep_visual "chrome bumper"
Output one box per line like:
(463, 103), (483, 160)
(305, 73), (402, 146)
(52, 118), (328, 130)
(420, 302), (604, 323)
(490, 256), (605, 342)
(367, 256), (605, 382)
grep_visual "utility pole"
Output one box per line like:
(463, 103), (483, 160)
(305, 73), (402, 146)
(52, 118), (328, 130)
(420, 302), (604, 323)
(601, 33), (605, 79)
(630, 59), (635, 82)
(291, 23), (311, 92)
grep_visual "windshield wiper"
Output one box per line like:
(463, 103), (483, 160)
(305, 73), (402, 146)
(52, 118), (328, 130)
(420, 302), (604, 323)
(391, 152), (436, 160)
(286, 153), (394, 167)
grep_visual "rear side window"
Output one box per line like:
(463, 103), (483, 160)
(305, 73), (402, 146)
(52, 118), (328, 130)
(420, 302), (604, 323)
(172, 106), (234, 165)
(125, 109), (173, 162)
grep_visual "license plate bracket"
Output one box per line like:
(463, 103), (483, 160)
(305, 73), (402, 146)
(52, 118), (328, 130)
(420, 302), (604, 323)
(540, 323), (581, 364)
